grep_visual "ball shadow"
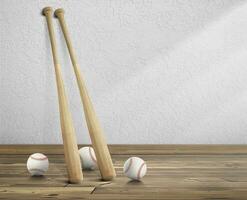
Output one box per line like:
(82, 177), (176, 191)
(126, 179), (144, 185)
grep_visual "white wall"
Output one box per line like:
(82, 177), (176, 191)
(1, 0), (247, 144)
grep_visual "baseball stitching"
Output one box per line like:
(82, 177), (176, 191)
(124, 158), (133, 174)
(30, 155), (47, 160)
(137, 162), (146, 179)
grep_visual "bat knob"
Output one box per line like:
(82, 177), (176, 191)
(42, 7), (53, 15)
(54, 8), (65, 17)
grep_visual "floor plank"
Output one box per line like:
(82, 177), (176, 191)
(0, 145), (247, 199)
(1, 144), (247, 155)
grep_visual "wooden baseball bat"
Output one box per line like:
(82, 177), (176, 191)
(42, 7), (83, 183)
(54, 8), (116, 180)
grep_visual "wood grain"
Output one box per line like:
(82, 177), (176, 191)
(0, 145), (247, 199)
(0, 144), (246, 155)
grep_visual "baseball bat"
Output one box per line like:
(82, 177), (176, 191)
(54, 8), (116, 180)
(42, 7), (83, 183)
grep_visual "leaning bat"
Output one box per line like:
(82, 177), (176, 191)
(42, 7), (83, 183)
(54, 8), (116, 181)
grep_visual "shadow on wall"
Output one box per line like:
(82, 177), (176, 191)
(96, 1), (247, 144)
(82, 0), (246, 92)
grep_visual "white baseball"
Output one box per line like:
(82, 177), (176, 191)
(27, 153), (49, 176)
(79, 147), (97, 170)
(123, 157), (147, 180)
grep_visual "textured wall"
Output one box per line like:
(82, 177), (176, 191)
(1, 0), (247, 144)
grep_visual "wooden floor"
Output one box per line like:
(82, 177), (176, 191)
(0, 145), (247, 199)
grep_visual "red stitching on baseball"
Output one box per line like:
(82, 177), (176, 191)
(89, 147), (97, 164)
(124, 158), (133, 174)
(30, 155), (47, 160)
(137, 162), (145, 179)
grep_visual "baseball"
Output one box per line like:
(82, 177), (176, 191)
(79, 147), (97, 170)
(27, 153), (49, 176)
(123, 157), (147, 180)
